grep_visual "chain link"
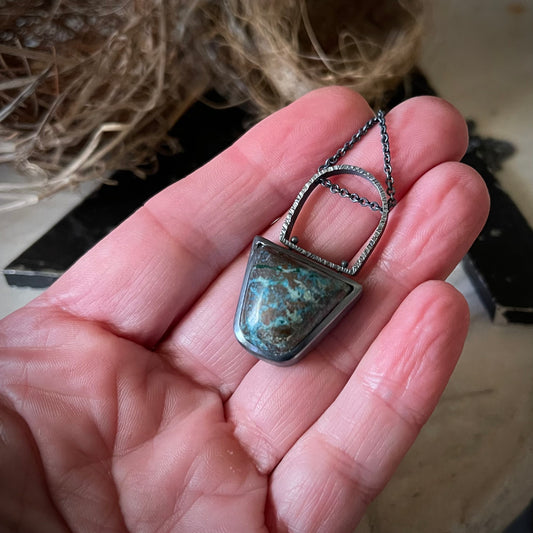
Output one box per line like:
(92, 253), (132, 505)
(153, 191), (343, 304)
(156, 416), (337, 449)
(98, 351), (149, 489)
(319, 110), (396, 212)
(319, 179), (383, 211)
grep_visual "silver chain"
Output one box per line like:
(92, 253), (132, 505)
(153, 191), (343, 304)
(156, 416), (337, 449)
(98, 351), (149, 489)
(318, 110), (396, 212)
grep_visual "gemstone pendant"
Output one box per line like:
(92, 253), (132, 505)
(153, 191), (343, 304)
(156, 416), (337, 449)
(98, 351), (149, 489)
(234, 236), (362, 365)
(234, 165), (389, 365)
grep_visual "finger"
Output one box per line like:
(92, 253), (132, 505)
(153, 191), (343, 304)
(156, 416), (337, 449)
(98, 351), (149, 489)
(39, 87), (373, 346)
(223, 160), (487, 473)
(0, 404), (70, 531)
(266, 281), (469, 533)
(161, 96), (474, 391)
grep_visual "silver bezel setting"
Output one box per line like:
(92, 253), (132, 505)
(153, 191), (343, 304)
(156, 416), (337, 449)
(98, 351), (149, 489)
(234, 236), (363, 365)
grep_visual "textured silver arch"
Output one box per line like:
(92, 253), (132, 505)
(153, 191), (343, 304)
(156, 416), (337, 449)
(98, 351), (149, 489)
(279, 164), (389, 276)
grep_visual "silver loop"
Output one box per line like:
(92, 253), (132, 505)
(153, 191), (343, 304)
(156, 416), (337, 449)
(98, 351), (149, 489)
(280, 165), (389, 277)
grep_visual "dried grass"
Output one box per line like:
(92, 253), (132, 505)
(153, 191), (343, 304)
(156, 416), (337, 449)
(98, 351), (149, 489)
(0, 0), (423, 211)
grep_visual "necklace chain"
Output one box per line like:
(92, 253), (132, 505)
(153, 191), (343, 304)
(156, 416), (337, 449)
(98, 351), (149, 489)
(318, 110), (396, 212)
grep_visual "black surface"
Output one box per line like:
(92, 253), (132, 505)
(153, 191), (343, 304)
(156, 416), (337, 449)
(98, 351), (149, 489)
(503, 500), (533, 533)
(462, 126), (533, 324)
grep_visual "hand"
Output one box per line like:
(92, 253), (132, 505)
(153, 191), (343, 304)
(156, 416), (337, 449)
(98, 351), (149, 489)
(0, 88), (488, 532)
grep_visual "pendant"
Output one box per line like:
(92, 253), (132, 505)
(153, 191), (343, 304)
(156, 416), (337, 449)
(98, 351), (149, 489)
(234, 164), (390, 365)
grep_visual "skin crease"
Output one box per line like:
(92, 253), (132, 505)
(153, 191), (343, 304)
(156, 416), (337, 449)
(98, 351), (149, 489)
(0, 87), (489, 532)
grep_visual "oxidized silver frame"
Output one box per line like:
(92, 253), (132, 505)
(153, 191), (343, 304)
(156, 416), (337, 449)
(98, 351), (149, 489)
(280, 164), (389, 276)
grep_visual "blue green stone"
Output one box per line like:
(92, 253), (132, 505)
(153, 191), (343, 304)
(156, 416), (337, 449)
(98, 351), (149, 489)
(236, 240), (358, 363)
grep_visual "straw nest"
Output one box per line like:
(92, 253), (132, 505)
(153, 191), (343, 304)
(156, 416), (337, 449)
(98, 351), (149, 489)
(0, 0), (423, 211)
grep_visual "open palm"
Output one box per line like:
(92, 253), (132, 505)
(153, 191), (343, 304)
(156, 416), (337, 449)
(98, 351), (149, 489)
(0, 88), (488, 532)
